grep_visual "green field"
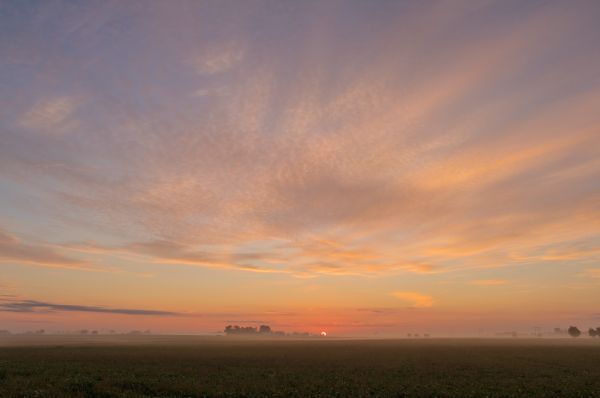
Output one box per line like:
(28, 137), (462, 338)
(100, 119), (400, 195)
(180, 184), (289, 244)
(1, 336), (599, 397)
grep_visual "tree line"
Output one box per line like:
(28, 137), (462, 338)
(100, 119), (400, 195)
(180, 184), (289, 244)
(568, 326), (600, 337)
(224, 325), (312, 337)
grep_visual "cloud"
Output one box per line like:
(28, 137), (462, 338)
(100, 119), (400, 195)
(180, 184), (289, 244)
(0, 0), (599, 283)
(580, 269), (600, 279)
(390, 292), (434, 308)
(190, 42), (244, 74)
(356, 308), (403, 315)
(0, 300), (181, 316)
(67, 239), (291, 274)
(19, 96), (77, 133)
(469, 279), (508, 286)
(0, 229), (97, 271)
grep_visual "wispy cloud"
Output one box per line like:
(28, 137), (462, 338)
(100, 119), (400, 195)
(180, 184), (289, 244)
(0, 299), (181, 316)
(580, 269), (600, 279)
(390, 292), (434, 308)
(0, 229), (98, 271)
(469, 279), (509, 286)
(190, 41), (245, 75)
(19, 96), (78, 133)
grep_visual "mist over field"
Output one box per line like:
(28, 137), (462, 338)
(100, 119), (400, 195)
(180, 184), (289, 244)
(1, 335), (600, 397)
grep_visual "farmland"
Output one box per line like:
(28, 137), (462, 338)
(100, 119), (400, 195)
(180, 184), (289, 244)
(1, 336), (599, 397)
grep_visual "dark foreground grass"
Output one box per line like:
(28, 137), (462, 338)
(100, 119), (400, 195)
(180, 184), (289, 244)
(1, 337), (599, 397)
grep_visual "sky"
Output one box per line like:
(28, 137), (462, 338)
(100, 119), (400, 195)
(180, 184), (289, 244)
(0, 0), (599, 336)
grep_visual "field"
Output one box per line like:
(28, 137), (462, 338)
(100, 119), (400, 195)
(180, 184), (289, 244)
(1, 336), (599, 397)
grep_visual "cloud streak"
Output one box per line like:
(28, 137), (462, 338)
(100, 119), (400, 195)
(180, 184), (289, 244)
(469, 279), (508, 286)
(390, 292), (434, 308)
(0, 229), (97, 271)
(0, 300), (181, 316)
(580, 269), (600, 279)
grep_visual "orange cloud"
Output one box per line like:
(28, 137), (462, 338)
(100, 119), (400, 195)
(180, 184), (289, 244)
(19, 96), (78, 133)
(390, 292), (434, 308)
(469, 279), (508, 286)
(0, 229), (99, 272)
(580, 269), (600, 279)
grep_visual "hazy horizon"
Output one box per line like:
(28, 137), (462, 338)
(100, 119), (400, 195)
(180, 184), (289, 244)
(1, 0), (599, 336)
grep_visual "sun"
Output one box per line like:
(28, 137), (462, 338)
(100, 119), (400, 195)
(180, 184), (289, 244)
(320, 331), (327, 337)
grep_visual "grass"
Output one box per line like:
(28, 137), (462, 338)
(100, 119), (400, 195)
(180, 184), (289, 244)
(1, 336), (599, 397)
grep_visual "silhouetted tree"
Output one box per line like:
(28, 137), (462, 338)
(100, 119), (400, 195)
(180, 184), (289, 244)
(259, 325), (272, 334)
(588, 328), (597, 337)
(224, 325), (258, 335)
(568, 326), (581, 337)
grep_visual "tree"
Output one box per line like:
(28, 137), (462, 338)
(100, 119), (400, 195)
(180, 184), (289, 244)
(259, 325), (272, 334)
(224, 325), (258, 335)
(568, 326), (581, 337)
(588, 328), (597, 337)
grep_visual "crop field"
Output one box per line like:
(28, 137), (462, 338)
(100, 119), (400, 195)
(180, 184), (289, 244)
(1, 336), (599, 397)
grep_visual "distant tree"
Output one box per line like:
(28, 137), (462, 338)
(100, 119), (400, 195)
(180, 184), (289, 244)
(224, 325), (258, 335)
(91, 330), (98, 335)
(80, 329), (89, 335)
(568, 326), (581, 337)
(588, 328), (597, 337)
(259, 325), (272, 334)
